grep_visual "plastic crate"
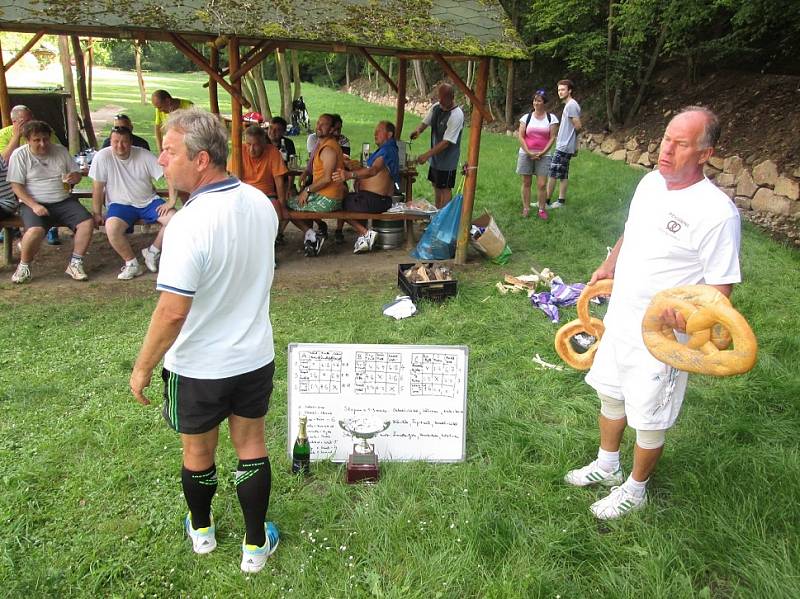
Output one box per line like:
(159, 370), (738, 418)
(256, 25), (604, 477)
(397, 263), (458, 302)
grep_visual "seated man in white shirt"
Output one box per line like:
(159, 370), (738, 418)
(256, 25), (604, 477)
(7, 120), (92, 283)
(90, 125), (176, 280)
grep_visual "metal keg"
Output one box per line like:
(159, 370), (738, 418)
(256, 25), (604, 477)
(373, 219), (405, 250)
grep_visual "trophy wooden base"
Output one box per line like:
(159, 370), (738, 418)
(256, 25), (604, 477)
(346, 451), (380, 484)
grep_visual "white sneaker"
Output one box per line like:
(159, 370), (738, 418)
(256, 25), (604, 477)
(590, 485), (647, 520)
(365, 229), (378, 250)
(353, 235), (369, 254)
(141, 247), (160, 272)
(11, 263), (31, 284)
(65, 260), (88, 281)
(564, 460), (624, 487)
(550, 200), (564, 209)
(241, 522), (280, 573)
(118, 261), (145, 280)
(185, 513), (217, 554)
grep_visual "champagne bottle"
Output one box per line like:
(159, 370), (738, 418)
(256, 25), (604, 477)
(292, 416), (311, 475)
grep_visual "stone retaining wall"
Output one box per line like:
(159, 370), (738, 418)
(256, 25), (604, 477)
(583, 132), (800, 219)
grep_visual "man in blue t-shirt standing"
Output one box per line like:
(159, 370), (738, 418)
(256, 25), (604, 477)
(410, 83), (464, 209)
(547, 79), (583, 209)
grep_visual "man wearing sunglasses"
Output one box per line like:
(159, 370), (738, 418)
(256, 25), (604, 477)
(101, 114), (150, 151)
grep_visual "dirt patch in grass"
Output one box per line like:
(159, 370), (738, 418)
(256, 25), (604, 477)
(0, 224), (472, 301)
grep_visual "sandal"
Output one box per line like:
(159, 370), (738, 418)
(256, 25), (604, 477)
(522, 207), (530, 218)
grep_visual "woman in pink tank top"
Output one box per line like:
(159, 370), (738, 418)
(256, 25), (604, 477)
(516, 90), (559, 219)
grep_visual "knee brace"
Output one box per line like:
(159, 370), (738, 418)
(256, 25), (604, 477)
(598, 392), (626, 420)
(636, 428), (667, 449)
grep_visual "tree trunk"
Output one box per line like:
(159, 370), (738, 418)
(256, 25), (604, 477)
(488, 59), (502, 116)
(466, 61), (474, 88)
(242, 72), (257, 109)
(254, 62), (272, 121)
(86, 38), (93, 101)
(504, 59), (515, 131)
(323, 54), (335, 88)
(624, 23), (667, 127)
(275, 50), (292, 119)
(604, 0), (621, 129)
(345, 53), (350, 87)
(290, 50), (302, 100)
(412, 60), (427, 97)
(58, 36), (80, 154)
(387, 58), (393, 94)
(70, 36), (97, 148)
(134, 40), (146, 104)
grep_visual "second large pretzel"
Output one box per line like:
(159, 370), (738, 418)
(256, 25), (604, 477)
(554, 279), (613, 370)
(641, 285), (757, 376)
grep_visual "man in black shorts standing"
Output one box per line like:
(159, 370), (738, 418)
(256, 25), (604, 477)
(410, 83), (464, 208)
(7, 120), (92, 283)
(130, 108), (280, 573)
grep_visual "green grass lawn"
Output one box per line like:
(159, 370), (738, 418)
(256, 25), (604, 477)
(1, 69), (799, 598)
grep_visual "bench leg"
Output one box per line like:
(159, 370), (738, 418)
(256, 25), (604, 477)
(2, 226), (12, 266)
(404, 220), (413, 250)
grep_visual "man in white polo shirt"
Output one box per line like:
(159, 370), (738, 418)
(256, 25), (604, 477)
(564, 106), (741, 520)
(129, 108), (280, 573)
(90, 125), (176, 280)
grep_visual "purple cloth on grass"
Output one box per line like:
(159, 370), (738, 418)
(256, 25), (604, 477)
(530, 281), (587, 323)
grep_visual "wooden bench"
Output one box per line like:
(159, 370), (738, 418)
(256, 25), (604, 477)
(287, 210), (430, 250)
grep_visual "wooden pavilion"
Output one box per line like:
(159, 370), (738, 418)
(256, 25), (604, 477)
(0, 0), (527, 263)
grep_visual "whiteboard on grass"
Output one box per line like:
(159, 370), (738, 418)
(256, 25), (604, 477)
(287, 343), (468, 463)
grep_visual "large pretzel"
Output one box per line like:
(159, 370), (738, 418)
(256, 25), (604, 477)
(641, 285), (757, 376)
(554, 279), (613, 370)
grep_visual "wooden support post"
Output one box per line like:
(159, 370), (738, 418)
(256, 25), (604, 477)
(5, 31), (45, 71)
(169, 33), (250, 108)
(209, 46), (220, 115)
(358, 48), (398, 93)
(228, 37), (243, 179)
(396, 58), (407, 138)
(229, 40), (275, 82)
(432, 54), (493, 123)
(0, 38), (10, 127)
(455, 57), (488, 265)
(70, 35), (97, 148)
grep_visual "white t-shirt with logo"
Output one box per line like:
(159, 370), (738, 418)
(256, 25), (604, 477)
(603, 169), (741, 341)
(6, 144), (78, 204)
(156, 178), (279, 379)
(89, 146), (163, 208)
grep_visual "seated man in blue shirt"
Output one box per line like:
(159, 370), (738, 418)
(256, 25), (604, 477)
(332, 121), (399, 253)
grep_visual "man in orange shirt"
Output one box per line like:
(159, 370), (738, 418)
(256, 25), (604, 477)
(288, 114), (345, 257)
(229, 126), (288, 225)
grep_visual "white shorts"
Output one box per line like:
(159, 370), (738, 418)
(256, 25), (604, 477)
(585, 329), (689, 430)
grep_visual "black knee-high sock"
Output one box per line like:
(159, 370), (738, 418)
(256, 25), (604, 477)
(181, 465), (217, 529)
(235, 456), (271, 547)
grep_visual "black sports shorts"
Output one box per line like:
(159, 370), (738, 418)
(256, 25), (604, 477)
(162, 361), (275, 434)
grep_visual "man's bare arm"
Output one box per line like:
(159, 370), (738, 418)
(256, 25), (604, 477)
(130, 292), (192, 405)
(589, 236), (623, 284)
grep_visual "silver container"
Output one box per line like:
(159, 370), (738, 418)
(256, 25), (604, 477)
(373, 219), (405, 250)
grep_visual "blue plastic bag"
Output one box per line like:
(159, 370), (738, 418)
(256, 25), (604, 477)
(410, 192), (464, 260)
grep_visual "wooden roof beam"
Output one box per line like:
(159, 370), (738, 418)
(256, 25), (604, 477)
(432, 53), (493, 123)
(229, 40), (276, 82)
(358, 47), (398, 93)
(168, 33), (250, 109)
(5, 31), (45, 70)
